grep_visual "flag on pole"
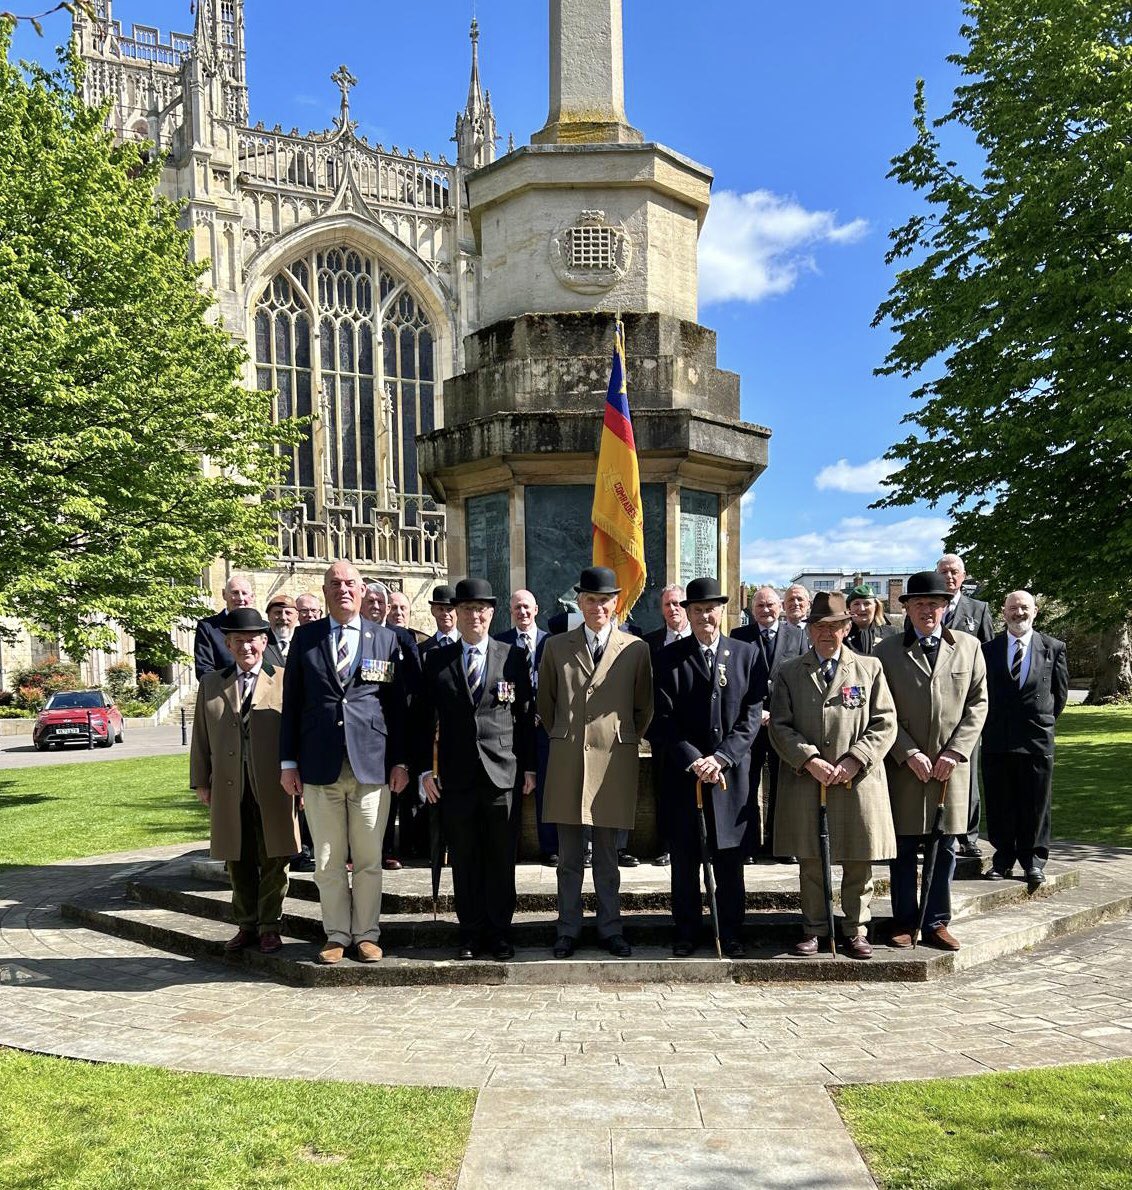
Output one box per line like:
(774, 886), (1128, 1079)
(592, 320), (646, 619)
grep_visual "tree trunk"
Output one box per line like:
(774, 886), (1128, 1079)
(1087, 617), (1132, 704)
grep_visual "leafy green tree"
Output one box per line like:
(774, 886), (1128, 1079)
(874, 0), (1132, 699)
(0, 21), (300, 661)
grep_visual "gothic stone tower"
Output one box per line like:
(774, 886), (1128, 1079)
(74, 2), (495, 634)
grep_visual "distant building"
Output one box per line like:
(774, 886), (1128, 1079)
(791, 570), (914, 613)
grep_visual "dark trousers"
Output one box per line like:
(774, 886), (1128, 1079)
(963, 738), (984, 847)
(670, 825), (744, 946)
(228, 789), (289, 932)
(442, 776), (515, 947)
(533, 727), (558, 856)
(889, 834), (956, 931)
(741, 729), (780, 857)
(982, 751), (1053, 873)
(556, 824), (621, 939)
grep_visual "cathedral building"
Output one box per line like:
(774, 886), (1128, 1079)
(74, 0), (497, 638)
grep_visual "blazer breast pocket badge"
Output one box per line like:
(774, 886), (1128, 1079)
(495, 680), (516, 704)
(360, 658), (395, 684)
(840, 685), (865, 709)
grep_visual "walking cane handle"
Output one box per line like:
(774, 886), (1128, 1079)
(695, 778), (703, 810)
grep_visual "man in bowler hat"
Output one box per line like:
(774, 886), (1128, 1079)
(538, 566), (654, 958)
(652, 578), (766, 956)
(417, 579), (536, 959)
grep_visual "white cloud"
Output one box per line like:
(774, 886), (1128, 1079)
(814, 457), (894, 494)
(698, 189), (869, 306)
(740, 489), (756, 519)
(741, 515), (951, 587)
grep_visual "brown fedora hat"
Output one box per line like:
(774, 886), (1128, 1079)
(805, 591), (851, 625)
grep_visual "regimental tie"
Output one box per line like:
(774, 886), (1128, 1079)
(761, 627), (774, 663)
(466, 646), (484, 704)
(703, 646), (714, 673)
(522, 634), (538, 689)
(336, 625), (351, 684)
(1010, 639), (1024, 686)
(239, 670), (255, 719)
(920, 636), (939, 672)
(591, 639), (604, 667)
(820, 657), (836, 685)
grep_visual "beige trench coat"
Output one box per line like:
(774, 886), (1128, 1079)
(537, 627), (654, 830)
(188, 664), (300, 862)
(874, 630), (988, 835)
(769, 649), (898, 862)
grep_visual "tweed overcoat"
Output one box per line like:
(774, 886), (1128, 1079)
(537, 626), (654, 830)
(189, 664), (300, 862)
(769, 649), (898, 861)
(874, 629), (989, 835)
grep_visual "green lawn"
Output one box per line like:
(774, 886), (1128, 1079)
(1050, 705), (1132, 844)
(0, 753), (205, 868)
(835, 1059), (1132, 1189)
(0, 1048), (475, 1190)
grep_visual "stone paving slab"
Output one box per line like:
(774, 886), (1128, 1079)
(4, 840), (1132, 1187)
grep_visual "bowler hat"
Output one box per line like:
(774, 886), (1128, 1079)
(453, 577), (496, 606)
(846, 584), (875, 604)
(680, 577), (729, 607)
(805, 592), (851, 625)
(429, 584), (457, 607)
(574, 566), (621, 595)
(899, 570), (951, 603)
(265, 593), (296, 611)
(220, 607), (271, 634)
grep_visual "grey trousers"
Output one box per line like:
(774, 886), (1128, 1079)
(556, 824), (622, 940)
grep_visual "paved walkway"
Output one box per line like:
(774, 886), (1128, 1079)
(0, 725), (188, 769)
(4, 846), (1132, 1188)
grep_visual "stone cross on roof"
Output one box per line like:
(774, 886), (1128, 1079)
(331, 64), (358, 130)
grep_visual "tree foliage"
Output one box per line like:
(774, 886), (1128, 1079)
(874, 0), (1132, 636)
(0, 21), (301, 660)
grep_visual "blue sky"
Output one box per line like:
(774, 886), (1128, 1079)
(14, 0), (976, 585)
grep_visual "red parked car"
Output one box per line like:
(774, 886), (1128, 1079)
(33, 690), (124, 751)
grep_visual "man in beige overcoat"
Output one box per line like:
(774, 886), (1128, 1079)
(770, 591), (898, 959)
(875, 570), (989, 951)
(190, 607), (300, 955)
(538, 566), (653, 958)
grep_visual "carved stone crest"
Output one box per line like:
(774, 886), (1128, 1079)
(549, 210), (632, 294)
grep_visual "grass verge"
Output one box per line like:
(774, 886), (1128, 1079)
(1050, 705), (1132, 845)
(0, 1048), (475, 1190)
(0, 753), (203, 868)
(834, 1059), (1132, 1189)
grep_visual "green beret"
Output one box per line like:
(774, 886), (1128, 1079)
(846, 584), (875, 602)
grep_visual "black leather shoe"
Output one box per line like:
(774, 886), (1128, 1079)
(722, 938), (744, 959)
(617, 849), (639, 867)
(1026, 868), (1047, 888)
(493, 941), (515, 961)
(672, 939), (695, 957)
(984, 868), (1009, 881)
(606, 934), (632, 958)
(552, 935), (575, 959)
(542, 852), (559, 868)
(653, 852), (671, 867)
(457, 944), (476, 960)
(957, 843), (982, 859)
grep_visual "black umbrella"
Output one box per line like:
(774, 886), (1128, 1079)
(914, 777), (950, 948)
(695, 777), (725, 960)
(429, 732), (445, 921)
(818, 783), (837, 956)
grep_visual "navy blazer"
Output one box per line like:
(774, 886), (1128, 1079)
(730, 619), (806, 697)
(416, 638), (536, 795)
(279, 617), (407, 786)
(651, 635), (767, 849)
(494, 626), (547, 689)
(982, 631), (1069, 755)
(947, 594), (995, 643)
(194, 611), (282, 679)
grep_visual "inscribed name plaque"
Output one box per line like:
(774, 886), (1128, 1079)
(679, 490), (719, 587)
(466, 491), (511, 630)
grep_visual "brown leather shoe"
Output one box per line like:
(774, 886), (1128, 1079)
(317, 942), (346, 965)
(922, 925), (961, 951)
(354, 940), (383, 963)
(258, 931), (283, 954)
(888, 928), (914, 949)
(791, 934), (818, 957)
(843, 935), (872, 960)
(224, 928), (257, 952)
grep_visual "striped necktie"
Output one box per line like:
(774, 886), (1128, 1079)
(466, 646), (484, 704)
(820, 657), (835, 685)
(239, 670), (255, 717)
(1010, 639), (1024, 685)
(336, 625), (351, 683)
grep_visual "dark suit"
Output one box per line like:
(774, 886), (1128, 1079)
(643, 627), (692, 854)
(731, 619), (807, 856)
(652, 636), (766, 946)
(416, 639), (536, 947)
(496, 627), (555, 857)
(846, 622), (899, 656)
(981, 631), (1069, 874)
(194, 611), (282, 679)
(945, 593), (995, 848)
(378, 623), (423, 858)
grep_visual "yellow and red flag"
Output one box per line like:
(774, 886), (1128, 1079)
(592, 320), (646, 619)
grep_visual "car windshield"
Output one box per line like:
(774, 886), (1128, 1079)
(45, 691), (104, 710)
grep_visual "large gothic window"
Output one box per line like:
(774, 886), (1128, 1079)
(254, 247), (439, 565)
